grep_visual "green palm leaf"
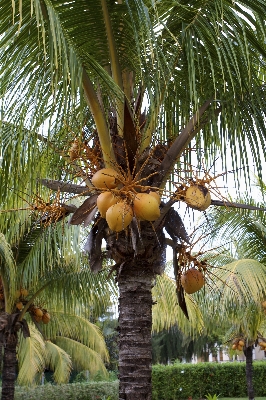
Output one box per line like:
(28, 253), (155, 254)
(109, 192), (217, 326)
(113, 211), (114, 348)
(54, 337), (108, 376)
(17, 323), (46, 386)
(44, 340), (72, 384)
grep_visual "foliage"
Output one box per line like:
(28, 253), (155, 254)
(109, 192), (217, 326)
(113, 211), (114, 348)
(14, 381), (119, 400)
(205, 394), (220, 400)
(152, 361), (266, 400)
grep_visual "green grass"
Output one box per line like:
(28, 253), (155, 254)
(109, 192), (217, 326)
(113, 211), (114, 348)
(219, 398), (265, 400)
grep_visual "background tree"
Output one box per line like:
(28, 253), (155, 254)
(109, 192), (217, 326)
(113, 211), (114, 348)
(1, 1), (266, 399)
(0, 219), (112, 400)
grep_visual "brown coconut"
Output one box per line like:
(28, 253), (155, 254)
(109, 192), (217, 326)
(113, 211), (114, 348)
(91, 168), (119, 189)
(33, 315), (43, 323)
(16, 302), (24, 310)
(106, 202), (133, 232)
(42, 312), (51, 324)
(185, 185), (211, 211)
(97, 192), (118, 218)
(133, 193), (160, 221)
(180, 268), (205, 294)
(34, 307), (44, 317)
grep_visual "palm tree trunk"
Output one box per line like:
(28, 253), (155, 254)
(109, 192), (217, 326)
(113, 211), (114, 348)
(117, 262), (155, 400)
(244, 345), (255, 400)
(1, 336), (18, 400)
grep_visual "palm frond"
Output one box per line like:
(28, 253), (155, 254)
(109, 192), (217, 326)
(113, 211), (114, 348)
(55, 336), (108, 376)
(44, 340), (72, 384)
(42, 313), (109, 362)
(152, 273), (204, 335)
(17, 323), (46, 386)
(0, 233), (17, 310)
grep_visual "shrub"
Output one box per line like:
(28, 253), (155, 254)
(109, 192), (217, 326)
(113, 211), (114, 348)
(152, 361), (266, 399)
(14, 381), (119, 400)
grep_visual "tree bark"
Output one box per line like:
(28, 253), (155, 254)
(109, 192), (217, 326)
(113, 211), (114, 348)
(244, 345), (255, 400)
(117, 262), (154, 400)
(1, 336), (18, 400)
(108, 221), (166, 400)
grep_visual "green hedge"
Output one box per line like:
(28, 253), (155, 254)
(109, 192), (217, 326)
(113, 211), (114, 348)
(152, 361), (266, 399)
(11, 361), (266, 400)
(14, 381), (119, 400)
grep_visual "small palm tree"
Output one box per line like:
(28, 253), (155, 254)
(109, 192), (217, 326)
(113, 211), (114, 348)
(0, 222), (112, 400)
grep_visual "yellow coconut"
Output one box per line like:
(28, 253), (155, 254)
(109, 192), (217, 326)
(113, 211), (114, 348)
(148, 191), (161, 205)
(185, 185), (211, 211)
(42, 312), (51, 324)
(91, 168), (119, 189)
(261, 300), (266, 308)
(16, 302), (23, 310)
(237, 344), (243, 351)
(260, 341), (266, 347)
(238, 340), (245, 347)
(97, 192), (118, 218)
(106, 202), (133, 232)
(180, 268), (205, 294)
(232, 344), (237, 350)
(133, 193), (160, 221)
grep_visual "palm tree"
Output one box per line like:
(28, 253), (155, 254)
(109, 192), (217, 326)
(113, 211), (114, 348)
(1, 1), (266, 398)
(0, 222), (112, 400)
(195, 187), (266, 400)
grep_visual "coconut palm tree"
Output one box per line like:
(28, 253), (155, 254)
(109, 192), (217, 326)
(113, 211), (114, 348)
(1, 1), (266, 398)
(0, 222), (112, 400)
(194, 187), (266, 400)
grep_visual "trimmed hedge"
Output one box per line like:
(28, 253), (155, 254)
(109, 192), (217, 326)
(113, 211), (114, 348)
(152, 361), (266, 399)
(14, 381), (119, 400)
(11, 361), (266, 400)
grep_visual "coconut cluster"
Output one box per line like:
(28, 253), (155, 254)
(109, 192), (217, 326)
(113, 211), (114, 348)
(180, 268), (205, 294)
(30, 305), (51, 324)
(92, 168), (161, 232)
(258, 339), (266, 351)
(232, 338), (245, 351)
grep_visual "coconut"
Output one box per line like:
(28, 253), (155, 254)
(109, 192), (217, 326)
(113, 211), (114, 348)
(180, 268), (205, 294)
(97, 192), (118, 218)
(185, 185), (211, 211)
(34, 315), (43, 323)
(42, 312), (51, 324)
(20, 288), (28, 297)
(148, 191), (161, 205)
(237, 344), (243, 351)
(34, 307), (44, 317)
(133, 193), (160, 221)
(238, 340), (245, 347)
(16, 302), (23, 310)
(232, 344), (237, 350)
(106, 202), (133, 232)
(262, 300), (266, 308)
(91, 168), (119, 189)
(260, 341), (266, 347)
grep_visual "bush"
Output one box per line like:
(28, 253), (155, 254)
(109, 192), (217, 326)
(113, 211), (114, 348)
(152, 361), (266, 399)
(14, 381), (119, 400)
(12, 361), (266, 400)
